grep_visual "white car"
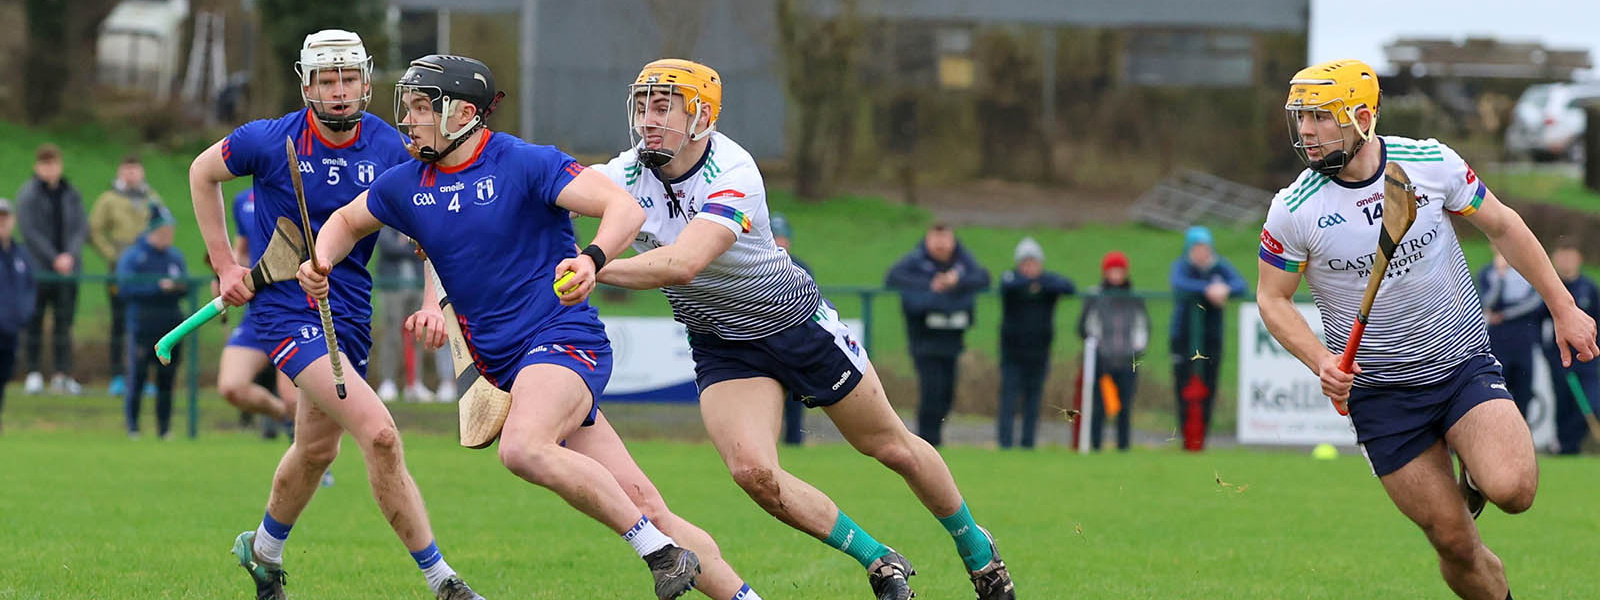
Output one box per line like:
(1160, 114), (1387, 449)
(1504, 82), (1600, 162)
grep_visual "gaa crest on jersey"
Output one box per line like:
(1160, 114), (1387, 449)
(473, 175), (498, 205)
(298, 325), (321, 340)
(354, 160), (379, 187)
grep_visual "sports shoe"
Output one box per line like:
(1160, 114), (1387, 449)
(435, 575), (485, 600)
(378, 379), (399, 403)
(1459, 460), (1485, 520)
(405, 382), (434, 403)
(108, 375), (125, 397)
(968, 528), (1014, 600)
(23, 372), (44, 395)
(643, 544), (700, 600)
(51, 374), (82, 396)
(866, 550), (917, 600)
(232, 531), (287, 600)
(434, 380), (457, 403)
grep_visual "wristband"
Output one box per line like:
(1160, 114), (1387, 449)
(581, 244), (607, 271)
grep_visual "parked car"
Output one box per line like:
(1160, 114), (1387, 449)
(1504, 82), (1600, 162)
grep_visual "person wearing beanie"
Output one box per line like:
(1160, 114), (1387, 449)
(0, 197), (38, 433)
(114, 205), (188, 439)
(1169, 225), (1246, 451)
(1078, 251), (1149, 451)
(770, 212), (814, 446)
(886, 222), (991, 447)
(995, 236), (1075, 449)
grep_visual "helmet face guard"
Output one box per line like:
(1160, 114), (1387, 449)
(393, 56), (502, 163)
(296, 31), (372, 132)
(1284, 61), (1380, 177)
(628, 84), (708, 169)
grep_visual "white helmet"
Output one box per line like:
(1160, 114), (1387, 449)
(295, 29), (372, 132)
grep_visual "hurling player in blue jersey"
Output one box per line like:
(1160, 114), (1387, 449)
(298, 54), (721, 600)
(189, 32), (482, 600)
(225, 188), (299, 434)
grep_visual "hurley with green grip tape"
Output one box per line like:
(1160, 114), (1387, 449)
(154, 216), (309, 365)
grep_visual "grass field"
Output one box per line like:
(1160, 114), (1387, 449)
(2, 393), (1600, 599)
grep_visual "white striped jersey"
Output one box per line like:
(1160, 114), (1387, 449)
(594, 132), (820, 339)
(1259, 136), (1492, 387)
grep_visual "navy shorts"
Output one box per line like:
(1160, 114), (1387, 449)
(688, 301), (870, 408)
(227, 311), (371, 380)
(1348, 353), (1513, 477)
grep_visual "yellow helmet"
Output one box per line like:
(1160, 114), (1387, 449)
(1285, 59), (1381, 175)
(629, 59), (723, 168)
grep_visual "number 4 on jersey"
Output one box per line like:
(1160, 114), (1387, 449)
(447, 192), (461, 213)
(1362, 202), (1383, 226)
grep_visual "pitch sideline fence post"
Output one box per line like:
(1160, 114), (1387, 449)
(1077, 337), (1097, 454)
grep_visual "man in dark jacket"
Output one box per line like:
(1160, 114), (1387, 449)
(0, 198), (38, 432)
(115, 208), (187, 439)
(1169, 226), (1246, 451)
(1478, 252), (1545, 419)
(886, 223), (991, 446)
(16, 144), (87, 396)
(1079, 251), (1149, 451)
(995, 237), (1074, 449)
(772, 213), (813, 446)
(1541, 243), (1600, 454)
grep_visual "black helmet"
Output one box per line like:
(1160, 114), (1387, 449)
(394, 55), (504, 162)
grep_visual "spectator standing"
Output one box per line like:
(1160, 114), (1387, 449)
(771, 213), (813, 445)
(1169, 226), (1246, 451)
(995, 237), (1074, 449)
(91, 154), (164, 397)
(1540, 243), (1600, 454)
(373, 226), (452, 403)
(115, 207), (187, 439)
(1079, 251), (1149, 451)
(1478, 252), (1544, 419)
(886, 223), (991, 446)
(17, 143), (86, 396)
(0, 198), (38, 433)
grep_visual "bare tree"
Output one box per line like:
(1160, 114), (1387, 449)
(775, 0), (864, 201)
(22, 0), (121, 124)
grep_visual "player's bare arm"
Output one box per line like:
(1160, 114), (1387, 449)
(551, 168), (645, 305)
(297, 190), (382, 300)
(1463, 190), (1600, 366)
(412, 262), (448, 351)
(597, 219), (735, 290)
(1257, 259), (1358, 404)
(190, 140), (251, 305)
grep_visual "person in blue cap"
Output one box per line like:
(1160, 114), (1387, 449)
(115, 205), (188, 439)
(1168, 225), (1245, 451)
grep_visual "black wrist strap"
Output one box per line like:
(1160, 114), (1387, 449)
(581, 244), (607, 271)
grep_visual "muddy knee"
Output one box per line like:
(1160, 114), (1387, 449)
(730, 465), (784, 510)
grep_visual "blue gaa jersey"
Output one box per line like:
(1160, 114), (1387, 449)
(366, 132), (606, 388)
(232, 188), (268, 264)
(222, 109), (409, 327)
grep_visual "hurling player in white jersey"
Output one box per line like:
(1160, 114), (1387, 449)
(591, 59), (1014, 600)
(1257, 59), (1598, 600)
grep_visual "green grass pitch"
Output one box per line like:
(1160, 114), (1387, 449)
(1, 394), (1598, 599)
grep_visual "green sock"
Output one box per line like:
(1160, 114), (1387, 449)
(823, 510), (890, 568)
(937, 502), (994, 571)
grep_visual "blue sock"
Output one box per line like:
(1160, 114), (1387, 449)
(261, 511), (293, 540)
(822, 510), (890, 568)
(410, 541), (443, 569)
(410, 541), (456, 591)
(936, 502), (993, 571)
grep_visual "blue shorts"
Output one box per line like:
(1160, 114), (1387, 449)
(227, 311), (371, 380)
(482, 326), (612, 427)
(1348, 353), (1512, 477)
(688, 301), (870, 408)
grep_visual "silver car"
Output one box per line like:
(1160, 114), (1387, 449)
(1505, 82), (1600, 162)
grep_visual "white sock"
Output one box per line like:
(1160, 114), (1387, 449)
(422, 558), (457, 592)
(733, 583), (763, 600)
(623, 515), (673, 557)
(253, 524), (287, 565)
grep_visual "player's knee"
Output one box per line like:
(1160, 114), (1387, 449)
(1424, 524), (1479, 566)
(294, 438), (339, 471)
(497, 440), (558, 486)
(1494, 479), (1537, 514)
(362, 425), (404, 458)
(217, 378), (250, 405)
(866, 436), (920, 476)
(730, 465), (783, 509)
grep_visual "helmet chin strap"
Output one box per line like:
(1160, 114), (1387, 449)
(313, 109), (362, 132)
(635, 106), (704, 169)
(1307, 135), (1367, 177)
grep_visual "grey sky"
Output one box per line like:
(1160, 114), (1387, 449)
(1309, 0), (1597, 79)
